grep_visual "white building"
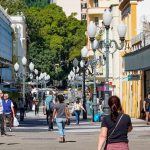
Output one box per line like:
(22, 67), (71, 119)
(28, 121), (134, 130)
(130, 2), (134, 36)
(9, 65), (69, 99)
(137, 0), (150, 33)
(49, 0), (87, 20)
(10, 12), (27, 72)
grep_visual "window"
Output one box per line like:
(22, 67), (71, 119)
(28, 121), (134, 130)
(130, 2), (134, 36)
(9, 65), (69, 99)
(81, 14), (87, 20)
(94, 17), (99, 26)
(93, 0), (98, 7)
(81, 3), (87, 9)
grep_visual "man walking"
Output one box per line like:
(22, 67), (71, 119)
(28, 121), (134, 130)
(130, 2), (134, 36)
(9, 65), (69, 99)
(0, 90), (5, 136)
(2, 93), (15, 132)
(44, 91), (54, 131)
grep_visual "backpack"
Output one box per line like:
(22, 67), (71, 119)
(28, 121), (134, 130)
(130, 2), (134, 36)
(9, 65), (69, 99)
(49, 100), (54, 111)
(46, 96), (53, 111)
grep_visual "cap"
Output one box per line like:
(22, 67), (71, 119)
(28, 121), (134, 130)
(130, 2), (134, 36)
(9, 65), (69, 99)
(0, 90), (3, 94)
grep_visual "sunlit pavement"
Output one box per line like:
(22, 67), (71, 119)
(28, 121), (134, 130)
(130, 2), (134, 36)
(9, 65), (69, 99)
(0, 109), (150, 150)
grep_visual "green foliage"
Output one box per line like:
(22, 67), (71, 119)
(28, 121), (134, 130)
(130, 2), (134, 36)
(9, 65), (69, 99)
(0, 0), (27, 15)
(0, 1), (86, 82)
(25, 0), (48, 7)
(24, 4), (86, 80)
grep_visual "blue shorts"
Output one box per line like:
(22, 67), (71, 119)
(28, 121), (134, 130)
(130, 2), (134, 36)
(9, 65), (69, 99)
(146, 107), (150, 112)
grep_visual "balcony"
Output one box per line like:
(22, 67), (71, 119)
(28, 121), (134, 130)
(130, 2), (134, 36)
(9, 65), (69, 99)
(87, 7), (105, 15)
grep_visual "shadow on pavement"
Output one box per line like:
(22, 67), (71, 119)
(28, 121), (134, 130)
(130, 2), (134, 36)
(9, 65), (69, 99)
(7, 143), (20, 145)
(65, 141), (76, 143)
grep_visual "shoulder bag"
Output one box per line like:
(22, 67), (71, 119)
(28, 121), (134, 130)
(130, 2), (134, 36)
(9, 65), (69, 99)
(101, 114), (124, 150)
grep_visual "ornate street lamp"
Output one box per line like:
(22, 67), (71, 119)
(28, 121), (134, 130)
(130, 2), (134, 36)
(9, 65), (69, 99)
(81, 46), (88, 119)
(87, 8), (126, 116)
(14, 57), (35, 104)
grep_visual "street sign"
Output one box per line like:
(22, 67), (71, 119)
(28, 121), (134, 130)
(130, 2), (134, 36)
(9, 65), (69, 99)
(128, 74), (141, 81)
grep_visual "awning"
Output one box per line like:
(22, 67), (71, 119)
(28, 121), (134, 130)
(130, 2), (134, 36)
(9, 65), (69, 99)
(124, 44), (150, 71)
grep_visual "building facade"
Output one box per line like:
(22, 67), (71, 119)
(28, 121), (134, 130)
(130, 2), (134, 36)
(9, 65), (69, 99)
(10, 12), (27, 74)
(119, 0), (144, 118)
(0, 6), (13, 82)
(86, 0), (121, 98)
(49, 0), (87, 20)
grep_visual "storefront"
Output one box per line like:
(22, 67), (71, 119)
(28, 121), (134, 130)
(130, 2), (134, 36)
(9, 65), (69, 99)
(123, 42), (150, 118)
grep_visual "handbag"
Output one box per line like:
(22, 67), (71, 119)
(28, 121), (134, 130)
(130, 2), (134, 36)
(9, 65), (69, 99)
(13, 117), (19, 127)
(101, 114), (124, 150)
(66, 118), (70, 125)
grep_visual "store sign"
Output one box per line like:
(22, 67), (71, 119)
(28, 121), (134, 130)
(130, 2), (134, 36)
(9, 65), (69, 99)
(128, 75), (141, 81)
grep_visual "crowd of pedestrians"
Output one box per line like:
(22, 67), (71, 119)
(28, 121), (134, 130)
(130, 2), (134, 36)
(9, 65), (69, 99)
(1, 86), (150, 149)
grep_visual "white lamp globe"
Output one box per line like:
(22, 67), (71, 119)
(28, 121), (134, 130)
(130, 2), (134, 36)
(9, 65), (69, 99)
(103, 9), (112, 26)
(81, 46), (88, 58)
(40, 73), (44, 79)
(80, 60), (84, 68)
(70, 71), (75, 77)
(14, 63), (19, 72)
(87, 21), (97, 38)
(29, 73), (33, 79)
(93, 39), (99, 49)
(117, 23), (127, 38)
(22, 56), (27, 66)
(43, 72), (47, 77)
(34, 69), (38, 75)
(44, 75), (50, 81)
(38, 76), (41, 81)
(29, 62), (34, 71)
(36, 76), (39, 81)
(76, 66), (79, 72)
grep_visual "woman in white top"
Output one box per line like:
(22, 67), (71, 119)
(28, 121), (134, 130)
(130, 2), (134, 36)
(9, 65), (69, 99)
(73, 97), (85, 124)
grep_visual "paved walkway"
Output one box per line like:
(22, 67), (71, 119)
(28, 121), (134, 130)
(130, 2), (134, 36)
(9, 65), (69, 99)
(0, 110), (149, 150)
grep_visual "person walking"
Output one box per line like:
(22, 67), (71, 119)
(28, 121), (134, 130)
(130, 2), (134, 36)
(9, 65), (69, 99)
(144, 92), (150, 125)
(98, 96), (133, 150)
(44, 91), (54, 131)
(2, 93), (15, 132)
(34, 99), (39, 116)
(73, 97), (86, 125)
(0, 90), (5, 136)
(19, 98), (25, 121)
(52, 94), (70, 143)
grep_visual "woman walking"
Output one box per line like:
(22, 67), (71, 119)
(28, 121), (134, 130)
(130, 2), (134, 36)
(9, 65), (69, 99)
(98, 96), (133, 150)
(73, 97), (86, 125)
(144, 92), (150, 125)
(53, 94), (70, 143)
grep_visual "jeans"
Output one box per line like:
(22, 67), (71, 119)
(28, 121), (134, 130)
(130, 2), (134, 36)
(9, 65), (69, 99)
(75, 110), (81, 124)
(0, 114), (5, 135)
(56, 118), (66, 137)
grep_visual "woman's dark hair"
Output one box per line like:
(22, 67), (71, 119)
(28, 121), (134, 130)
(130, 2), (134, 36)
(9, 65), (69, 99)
(108, 96), (122, 122)
(76, 97), (81, 104)
(57, 94), (64, 103)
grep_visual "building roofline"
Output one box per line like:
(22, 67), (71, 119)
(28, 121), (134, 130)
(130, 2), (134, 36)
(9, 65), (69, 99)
(0, 5), (11, 24)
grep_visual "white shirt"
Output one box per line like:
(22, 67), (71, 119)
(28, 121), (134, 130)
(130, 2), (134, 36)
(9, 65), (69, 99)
(0, 98), (3, 114)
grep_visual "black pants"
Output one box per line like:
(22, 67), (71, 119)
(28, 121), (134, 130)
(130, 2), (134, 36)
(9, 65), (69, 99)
(46, 109), (53, 129)
(35, 106), (39, 115)
(0, 114), (5, 135)
(20, 108), (25, 121)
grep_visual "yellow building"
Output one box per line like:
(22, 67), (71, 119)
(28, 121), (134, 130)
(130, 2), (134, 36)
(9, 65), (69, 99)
(119, 0), (143, 118)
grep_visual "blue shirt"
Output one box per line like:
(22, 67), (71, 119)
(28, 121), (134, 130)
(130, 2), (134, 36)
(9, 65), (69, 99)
(45, 95), (53, 110)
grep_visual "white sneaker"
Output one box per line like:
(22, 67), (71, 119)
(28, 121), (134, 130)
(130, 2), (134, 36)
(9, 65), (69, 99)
(9, 128), (12, 132)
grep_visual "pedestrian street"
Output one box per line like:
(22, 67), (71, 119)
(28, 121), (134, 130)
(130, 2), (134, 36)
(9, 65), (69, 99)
(0, 110), (149, 150)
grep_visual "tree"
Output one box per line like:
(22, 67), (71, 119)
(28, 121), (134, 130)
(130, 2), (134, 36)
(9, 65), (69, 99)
(0, 0), (27, 15)
(0, 2), (86, 84)
(25, 4), (86, 81)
